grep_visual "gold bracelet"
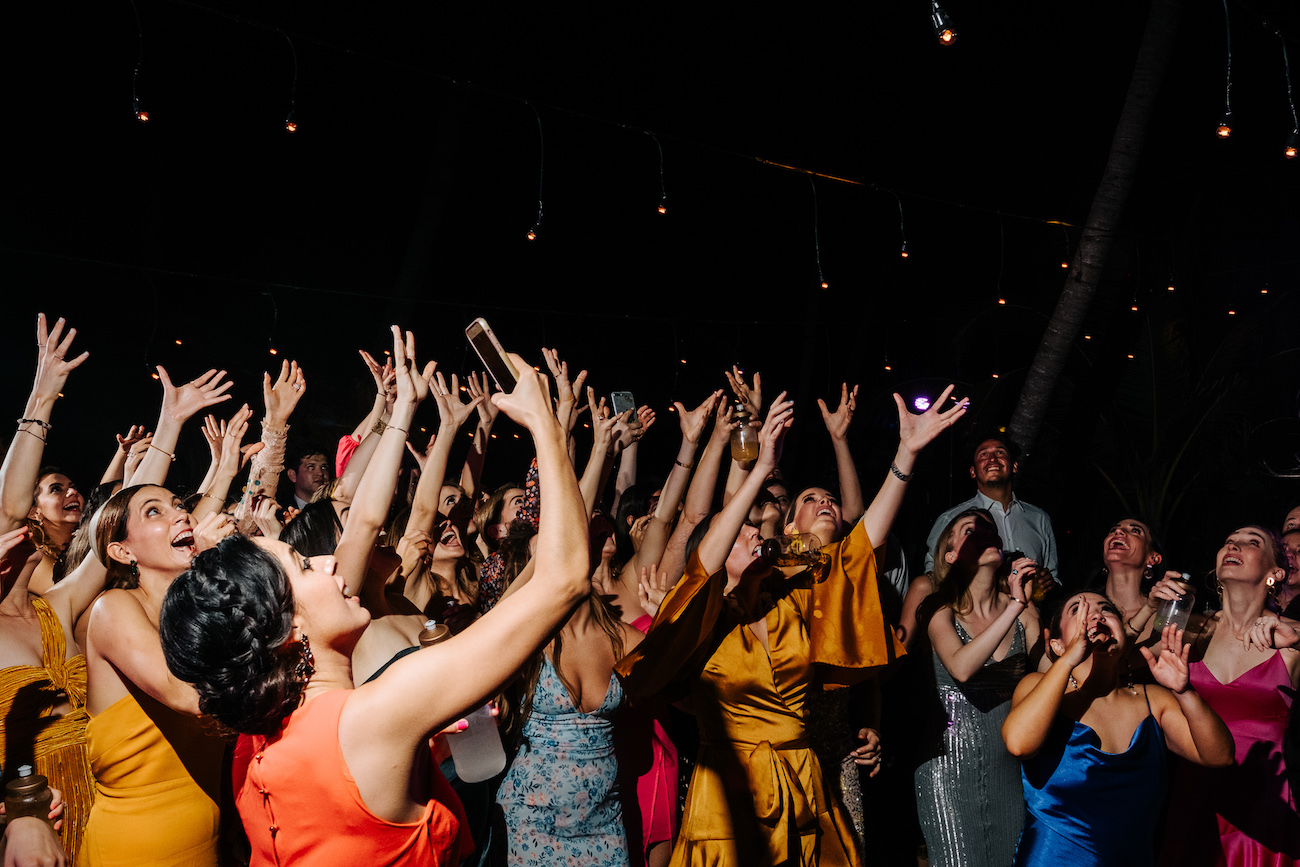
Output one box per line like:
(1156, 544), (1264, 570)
(148, 443), (176, 462)
(387, 425), (409, 436)
(675, 458), (693, 469)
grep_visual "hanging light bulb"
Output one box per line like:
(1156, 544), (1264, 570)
(997, 297), (1007, 305)
(1286, 130), (1299, 159)
(930, 0), (957, 45)
(135, 109), (150, 123)
(657, 197), (667, 215)
(821, 281), (829, 290)
(1216, 111), (1233, 138)
(1167, 284), (1176, 292)
(284, 111), (298, 133)
(526, 227), (538, 241)
(269, 347), (278, 355)
(900, 240), (909, 258)
(1060, 261), (1069, 269)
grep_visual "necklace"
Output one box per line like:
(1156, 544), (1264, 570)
(1068, 674), (1078, 691)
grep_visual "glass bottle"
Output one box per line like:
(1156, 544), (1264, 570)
(5, 765), (53, 827)
(1150, 573), (1195, 634)
(730, 405), (759, 462)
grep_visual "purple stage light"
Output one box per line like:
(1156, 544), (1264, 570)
(914, 396), (931, 412)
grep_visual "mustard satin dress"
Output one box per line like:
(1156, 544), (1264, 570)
(78, 689), (226, 867)
(0, 596), (93, 861)
(617, 518), (904, 867)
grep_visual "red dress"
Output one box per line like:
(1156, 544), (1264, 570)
(618, 614), (679, 864)
(1161, 652), (1300, 866)
(233, 689), (472, 866)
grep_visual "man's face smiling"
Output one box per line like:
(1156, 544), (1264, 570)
(970, 439), (1014, 487)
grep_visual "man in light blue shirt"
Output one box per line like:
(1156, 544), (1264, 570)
(922, 435), (1057, 576)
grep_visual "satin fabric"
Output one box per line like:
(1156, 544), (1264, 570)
(0, 596), (93, 862)
(616, 518), (902, 867)
(1161, 652), (1300, 866)
(1015, 709), (1165, 866)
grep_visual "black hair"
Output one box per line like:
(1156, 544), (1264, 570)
(55, 481), (122, 581)
(614, 484), (654, 564)
(281, 500), (344, 557)
(967, 432), (1022, 466)
(1044, 590), (1121, 661)
(160, 535), (303, 735)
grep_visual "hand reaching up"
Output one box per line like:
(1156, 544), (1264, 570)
(818, 383), (859, 441)
(894, 384), (968, 456)
(158, 367), (233, 424)
(31, 313), (90, 402)
(263, 360), (306, 425)
(724, 365), (761, 418)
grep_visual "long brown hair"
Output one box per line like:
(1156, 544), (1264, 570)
(95, 484), (150, 590)
(501, 591), (626, 749)
(933, 508), (1000, 616)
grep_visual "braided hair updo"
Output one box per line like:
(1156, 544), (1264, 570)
(160, 534), (304, 735)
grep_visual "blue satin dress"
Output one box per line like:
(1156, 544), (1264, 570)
(1014, 689), (1166, 867)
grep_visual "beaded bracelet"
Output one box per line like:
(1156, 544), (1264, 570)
(16, 418), (52, 431)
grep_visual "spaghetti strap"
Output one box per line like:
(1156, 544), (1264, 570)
(1142, 682), (1151, 714)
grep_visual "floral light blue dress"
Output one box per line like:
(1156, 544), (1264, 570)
(496, 655), (628, 865)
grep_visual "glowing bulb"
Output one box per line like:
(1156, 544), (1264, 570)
(657, 201), (667, 214)
(513, 433), (520, 439)
(1167, 285), (1175, 292)
(1216, 112), (1233, 138)
(821, 281), (829, 289)
(1227, 309), (1236, 315)
(1083, 334), (1092, 340)
(884, 364), (892, 371)
(1287, 145), (1298, 159)
(269, 347), (278, 355)
(174, 339), (182, 345)
(991, 373), (999, 379)
(914, 396), (931, 412)
(998, 298), (1006, 305)
(1127, 354), (1135, 359)
(900, 240), (909, 258)
(939, 29), (956, 44)
(1261, 288), (1269, 294)
(1131, 305), (1139, 312)
(1061, 261), (1069, 269)
(931, 0), (957, 45)
(151, 372), (160, 380)
(526, 228), (537, 241)
(285, 120), (298, 133)
(135, 109), (150, 123)
(679, 358), (687, 364)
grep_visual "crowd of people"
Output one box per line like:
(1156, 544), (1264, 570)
(1, 311), (1298, 867)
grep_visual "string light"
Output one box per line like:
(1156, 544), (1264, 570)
(527, 103), (544, 241)
(930, 0), (957, 45)
(896, 194), (909, 258)
(283, 31), (300, 133)
(809, 176), (828, 289)
(1217, 0), (1233, 138)
(1083, 334), (1092, 340)
(1167, 284), (1176, 292)
(1261, 286), (1269, 294)
(128, 0), (148, 122)
(174, 339), (182, 345)
(1282, 35), (1298, 158)
(1059, 225), (1070, 269)
(1228, 309), (1236, 315)
(648, 133), (668, 214)
(994, 216), (1005, 307)
(991, 373), (999, 379)
(269, 347), (278, 355)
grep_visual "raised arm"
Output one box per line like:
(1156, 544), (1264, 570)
(578, 396), (618, 515)
(695, 394), (793, 574)
(625, 391), (720, 578)
(132, 367), (234, 488)
(861, 385), (968, 547)
(402, 372), (480, 547)
(192, 405), (260, 522)
(348, 352), (589, 747)
(1142, 625), (1234, 766)
(233, 361), (305, 531)
(334, 328), (431, 597)
(101, 425), (149, 486)
(0, 314), (89, 532)
(1002, 597), (1092, 758)
(819, 383), (865, 525)
(460, 371), (499, 498)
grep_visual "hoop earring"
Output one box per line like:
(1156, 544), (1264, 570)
(294, 634), (315, 685)
(1143, 563), (1154, 583)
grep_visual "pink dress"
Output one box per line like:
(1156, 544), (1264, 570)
(1161, 651), (1300, 866)
(616, 614), (678, 865)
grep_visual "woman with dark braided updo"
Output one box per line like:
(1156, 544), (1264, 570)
(158, 330), (593, 866)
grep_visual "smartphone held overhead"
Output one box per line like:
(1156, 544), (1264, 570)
(465, 318), (518, 392)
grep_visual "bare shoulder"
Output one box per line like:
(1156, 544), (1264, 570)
(620, 621), (645, 653)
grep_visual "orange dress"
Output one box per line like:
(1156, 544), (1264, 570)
(78, 691), (226, 867)
(0, 596), (93, 862)
(233, 688), (472, 866)
(616, 518), (904, 867)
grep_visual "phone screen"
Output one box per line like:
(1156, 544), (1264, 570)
(610, 391), (639, 427)
(465, 318), (518, 392)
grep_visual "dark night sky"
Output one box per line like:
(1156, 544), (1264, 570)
(4, 0), (1299, 579)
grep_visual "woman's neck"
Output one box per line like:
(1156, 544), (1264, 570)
(303, 650), (356, 702)
(131, 568), (179, 620)
(1072, 652), (1122, 695)
(1105, 565), (1147, 619)
(963, 566), (1001, 615)
(1219, 581), (1268, 632)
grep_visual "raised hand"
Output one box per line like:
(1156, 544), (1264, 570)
(390, 326), (434, 410)
(542, 348), (589, 431)
(31, 313), (90, 401)
(724, 365), (762, 418)
(1140, 625), (1193, 693)
(192, 512), (236, 553)
(158, 367), (234, 423)
(818, 383), (859, 441)
(262, 360), (307, 425)
(1007, 556), (1039, 604)
(0, 526), (41, 578)
(637, 563), (676, 618)
(675, 390), (723, 444)
(123, 435), (153, 479)
(492, 354), (555, 433)
(893, 384), (969, 456)
(431, 372), (482, 433)
(466, 371), (500, 428)
(216, 404), (256, 476)
(754, 391), (795, 475)
(250, 497), (286, 541)
(115, 425), (151, 456)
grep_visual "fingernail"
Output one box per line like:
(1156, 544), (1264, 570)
(456, 719), (469, 732)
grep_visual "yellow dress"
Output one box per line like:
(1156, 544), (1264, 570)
(0, 596), (93, 862)
(616, 518), (904, 867)
(77, 689), (226, 867)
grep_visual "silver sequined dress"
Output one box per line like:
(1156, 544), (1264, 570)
(914, 616), (1026, 867)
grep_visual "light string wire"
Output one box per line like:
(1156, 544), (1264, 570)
(1283, 34), (1299, 130)
(282, 31), (299, 130)
(528, 103), (543, 239)
(895, 193), (909, 257)
(809, 176), (826, 288)
(128, 0), (146, 118)
(1223, 0), (1234, 116)
(650, 133), (668, 213)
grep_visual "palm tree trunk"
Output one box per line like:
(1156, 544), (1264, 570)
(1008, 0), (1184, 456)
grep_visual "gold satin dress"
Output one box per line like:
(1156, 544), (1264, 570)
(0, 596), (93, 862)
(616, 518), (904, 867)
(77, 689), (226, 867)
